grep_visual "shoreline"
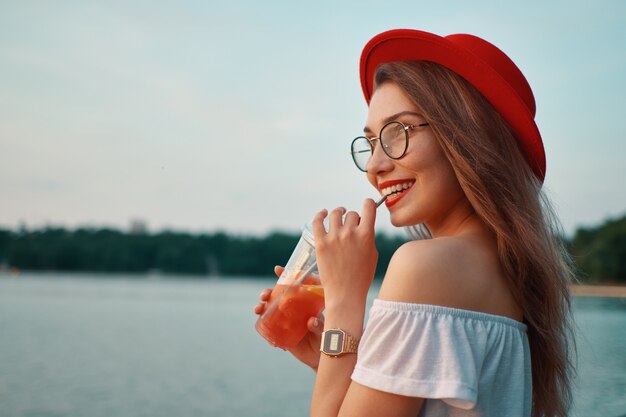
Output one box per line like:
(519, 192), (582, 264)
(2, 271), (625, 298)
(571, 284), (626, 298)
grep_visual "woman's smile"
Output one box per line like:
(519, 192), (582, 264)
(378, 179), (415, 208)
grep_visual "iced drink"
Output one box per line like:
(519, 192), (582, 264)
(256, 221), (325, 350)
(255, 274), (325, 349)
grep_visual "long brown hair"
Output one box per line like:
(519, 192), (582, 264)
(374, 61), (576, 417)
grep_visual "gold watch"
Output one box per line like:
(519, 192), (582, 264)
(320, 329), (359, 357)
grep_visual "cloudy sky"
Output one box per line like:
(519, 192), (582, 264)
(1, 0), (625, 236)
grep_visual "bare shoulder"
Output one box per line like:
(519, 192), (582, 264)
(378, 236), (522, 319)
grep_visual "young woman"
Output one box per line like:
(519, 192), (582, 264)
(254, 29), (575, 417)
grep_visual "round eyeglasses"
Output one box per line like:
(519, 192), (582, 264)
(350, 121), (430, 172)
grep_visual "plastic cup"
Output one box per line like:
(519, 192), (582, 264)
(255, 222), (325, 350)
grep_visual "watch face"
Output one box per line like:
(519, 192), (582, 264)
(323, 330), (344, 354)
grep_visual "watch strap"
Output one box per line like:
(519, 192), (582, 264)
(343, 332), (358, 354)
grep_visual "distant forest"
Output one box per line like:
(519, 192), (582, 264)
(0, 227), (405, 278)
(568, 214), (626, 283)
(1, 213), (625, 283)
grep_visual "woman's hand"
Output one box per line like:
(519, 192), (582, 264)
(253, 266), (324, 371)
(312, 199), (379, 310)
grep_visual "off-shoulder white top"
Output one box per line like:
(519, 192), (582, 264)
(351, 299), (531, 417)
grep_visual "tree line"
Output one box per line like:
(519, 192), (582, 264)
(0, 227), (405, 278)
(568, 214), (626, 283)
(1, 213), (624, 282)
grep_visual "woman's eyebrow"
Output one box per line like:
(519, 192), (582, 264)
(363, 111), (424, 134)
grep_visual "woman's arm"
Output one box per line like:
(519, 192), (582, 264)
(312, 300), (424, 417)
(308, 204), (498, 416)
(308, 200), (375, 416)
(311, 299), (366, 416)
(309, 200), (424, 417)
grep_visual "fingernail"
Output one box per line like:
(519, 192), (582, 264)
(313, 318), (319, 327)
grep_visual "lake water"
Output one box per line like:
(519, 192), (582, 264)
(0, 273), (625, 417)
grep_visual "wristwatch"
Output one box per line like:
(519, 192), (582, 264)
(320, 328), (359, 357)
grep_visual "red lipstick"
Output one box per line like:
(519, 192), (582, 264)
(378, 178), (414, 190)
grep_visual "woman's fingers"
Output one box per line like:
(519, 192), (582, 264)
(274, 265), (285, 278)
(254, 302), (265, 315)
(343, 210), (361, 227)
(312, 209), (328, 241)
(313, 205), (367, 240)
(254, 288), (272, 315)
(359, 198), (377, 230)
(307, 315), (325, 334)
(256, 267), (283, 316)
(259, 288), (272, 301)
(329, 207), (346, 232)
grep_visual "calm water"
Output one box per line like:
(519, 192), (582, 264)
(0, 273), (625, 417)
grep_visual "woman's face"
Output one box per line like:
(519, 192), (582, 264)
(365, 82), (470, 233)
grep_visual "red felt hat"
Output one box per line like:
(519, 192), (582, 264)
(360, 29), (546, 182)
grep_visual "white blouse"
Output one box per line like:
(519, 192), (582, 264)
(351, 299), (531, 417)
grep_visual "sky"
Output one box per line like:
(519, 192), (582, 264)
(1, 0), (625, 237)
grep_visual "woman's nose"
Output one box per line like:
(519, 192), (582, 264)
(366, 143), (393, 174)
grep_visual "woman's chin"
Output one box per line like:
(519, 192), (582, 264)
(390, 218), (403, 228)
(389, 213), (418, 228)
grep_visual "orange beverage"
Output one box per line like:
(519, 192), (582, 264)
(256, 275), (325, 350)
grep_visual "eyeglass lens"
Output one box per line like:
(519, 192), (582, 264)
(351, 121), (407, 172)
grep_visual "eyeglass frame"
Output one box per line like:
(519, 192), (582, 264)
(350, 120), (430, 172)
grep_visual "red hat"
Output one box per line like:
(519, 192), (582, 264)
(360, 29), (546, 182)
